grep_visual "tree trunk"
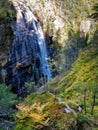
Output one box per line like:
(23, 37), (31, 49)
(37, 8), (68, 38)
(84, 90), (86, 114)
(91, 93), (96, 115)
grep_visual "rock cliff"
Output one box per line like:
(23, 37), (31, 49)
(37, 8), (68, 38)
(0, 0), (97, 87)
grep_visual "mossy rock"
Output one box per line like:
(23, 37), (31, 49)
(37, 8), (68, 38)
(16, 92), (78, 130)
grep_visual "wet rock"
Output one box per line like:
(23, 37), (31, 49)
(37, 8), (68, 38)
(4, 1), (51, 95)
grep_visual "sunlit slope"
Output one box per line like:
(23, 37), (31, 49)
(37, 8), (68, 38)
(58, 45), (98, 93)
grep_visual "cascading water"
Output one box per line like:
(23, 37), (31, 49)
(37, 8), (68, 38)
(37, 22), (52, 80)
(4, 1), (52, 95)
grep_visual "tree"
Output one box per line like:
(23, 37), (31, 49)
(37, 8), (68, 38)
(0, 84), (18, 129)
(75, 82), (89, 114)
(90, 81), (98, 115)
(0, 0), (15, 24)
(91, 3), (98, 20)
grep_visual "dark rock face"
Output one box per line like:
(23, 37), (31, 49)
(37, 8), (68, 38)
(3, 1), (51, 95)
(0, 24), (13, 66)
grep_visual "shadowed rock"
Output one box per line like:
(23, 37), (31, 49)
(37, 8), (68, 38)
(4, 1), (51, 95)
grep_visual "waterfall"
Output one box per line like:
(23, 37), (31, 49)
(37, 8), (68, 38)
(37, 22), (52, 80)
(5, 1), (52, 94)
(22, 3), (52, 80)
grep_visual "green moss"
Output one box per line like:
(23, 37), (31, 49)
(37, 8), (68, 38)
(51, 45), (98, 120)
(0, 0), (15, 24)
(37, 44), (97, 129)
(57, 45), (98, 92)
(16, 92), (78, 130)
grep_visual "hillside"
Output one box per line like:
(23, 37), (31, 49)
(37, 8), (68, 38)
(15, 45), (98, 130)
(0, 0), (98, 130)
(57, 44), (98, 116)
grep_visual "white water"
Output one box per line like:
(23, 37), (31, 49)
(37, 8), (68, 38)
(13, 1), (52, 81)
(37, 22), (52, 80)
